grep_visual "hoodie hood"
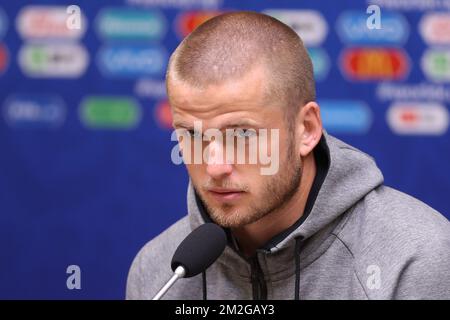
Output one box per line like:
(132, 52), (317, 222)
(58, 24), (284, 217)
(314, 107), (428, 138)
(187, 131), (384, 255)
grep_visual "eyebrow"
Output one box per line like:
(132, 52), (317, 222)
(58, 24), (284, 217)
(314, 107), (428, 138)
(173, 119), (260, 130)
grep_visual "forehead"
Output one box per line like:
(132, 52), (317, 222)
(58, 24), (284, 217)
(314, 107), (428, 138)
(168, 65), (281, 128)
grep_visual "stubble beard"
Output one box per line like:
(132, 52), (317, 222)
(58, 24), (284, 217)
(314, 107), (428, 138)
(196, 137), (303, 228)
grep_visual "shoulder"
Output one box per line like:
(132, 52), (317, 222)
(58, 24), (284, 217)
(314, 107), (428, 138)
(126, 216), (192, 300)
(337, 186), (450, 299)
(361, 186), (449, 244)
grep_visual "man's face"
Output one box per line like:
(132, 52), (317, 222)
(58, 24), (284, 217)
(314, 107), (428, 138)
(169, 65), (303, 228)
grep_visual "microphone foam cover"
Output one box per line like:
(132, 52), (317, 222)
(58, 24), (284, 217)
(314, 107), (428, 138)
(171, 223), (227, 278)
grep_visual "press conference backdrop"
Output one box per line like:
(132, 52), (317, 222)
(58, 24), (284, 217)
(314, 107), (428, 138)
(0, 0), (449, 299)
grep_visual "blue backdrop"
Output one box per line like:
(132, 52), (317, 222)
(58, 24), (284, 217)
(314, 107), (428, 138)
(0, 0), (449, 299)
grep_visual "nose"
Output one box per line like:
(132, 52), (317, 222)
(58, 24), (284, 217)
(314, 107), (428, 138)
(205, 140), (233, 179)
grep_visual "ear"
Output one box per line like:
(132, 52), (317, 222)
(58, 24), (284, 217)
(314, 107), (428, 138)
(298, 101), (323, 157)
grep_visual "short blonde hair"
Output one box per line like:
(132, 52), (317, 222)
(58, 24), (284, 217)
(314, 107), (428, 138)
(167, 11), (315, 114)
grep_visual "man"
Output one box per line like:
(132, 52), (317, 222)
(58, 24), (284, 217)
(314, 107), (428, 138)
(127, 11), (450, 299)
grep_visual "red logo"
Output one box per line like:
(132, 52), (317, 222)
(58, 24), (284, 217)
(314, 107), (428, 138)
(176, 11), (222, 38)
(154, 100), (173, 129)
(17, 6), (86, 40)
(387, 102), (448, 135)
(341, 48), (409, 81)
(420, 13), (450, 45)
(399, 110), (419, 124)
(0, 43), (8, 74)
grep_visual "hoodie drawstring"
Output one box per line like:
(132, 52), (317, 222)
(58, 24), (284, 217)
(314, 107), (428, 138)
(202, 271), (207, 300)
(294, 236), (304, 300)
(202, 237), (304, 300)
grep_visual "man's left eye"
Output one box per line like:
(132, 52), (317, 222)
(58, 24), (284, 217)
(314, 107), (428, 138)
(188, 129), (202, 138)
(234, 129), (257, 138)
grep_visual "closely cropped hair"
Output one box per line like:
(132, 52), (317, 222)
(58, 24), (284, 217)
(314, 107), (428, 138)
(167, 11), (315, 116)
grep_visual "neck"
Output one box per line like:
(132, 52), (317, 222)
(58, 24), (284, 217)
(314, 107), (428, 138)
(231, 153), (317, 257)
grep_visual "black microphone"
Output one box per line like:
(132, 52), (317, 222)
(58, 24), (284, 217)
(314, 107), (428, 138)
(152, 223), (227, 300)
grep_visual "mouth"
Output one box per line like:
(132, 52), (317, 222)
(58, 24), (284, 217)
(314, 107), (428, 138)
(207, 188), (245, 202)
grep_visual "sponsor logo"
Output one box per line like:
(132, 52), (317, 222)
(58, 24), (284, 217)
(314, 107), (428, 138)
(0, 7), (8, 40)
(337, 10), (409, 45)
(263, 10), (328, 46)
(126, 0), (223, 10)
(16, 5), (86, 40)
(308, 47), (330, 81)
(419, 13), (450, 45)
(154, 100), (173, 129)
(318, 100), (372, 134)
(3, 94), (66, 128)
(175, 11), (221, 38)
(135, 79), (167, 98)
(376, 83), (450, 104)
(18, 43), (89, 78)
(79, 96), (141, 129)
(97, 45), (167, 78)
(421, 49), (450, 82)
(96, 7), (166, 41)
(387, 102), (449, 135)
(0, 43), (9, 75)
(340, 47), (409, 81)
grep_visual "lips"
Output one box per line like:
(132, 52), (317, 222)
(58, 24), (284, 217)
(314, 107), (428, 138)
(208, 188), (245, 201)
(209, 187), (242, 193)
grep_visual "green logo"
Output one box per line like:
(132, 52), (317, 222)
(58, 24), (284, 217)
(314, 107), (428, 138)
(422, 49), (450, 82)
(80, 96), (141, 129)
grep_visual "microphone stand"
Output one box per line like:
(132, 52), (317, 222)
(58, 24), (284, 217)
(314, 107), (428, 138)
(152, 266), (186, 300)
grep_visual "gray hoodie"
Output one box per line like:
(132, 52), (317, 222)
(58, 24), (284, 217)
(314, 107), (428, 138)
(126, 132), (450, 300)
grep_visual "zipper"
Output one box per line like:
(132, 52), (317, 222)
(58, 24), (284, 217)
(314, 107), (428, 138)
(249, 255), (267, 300)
